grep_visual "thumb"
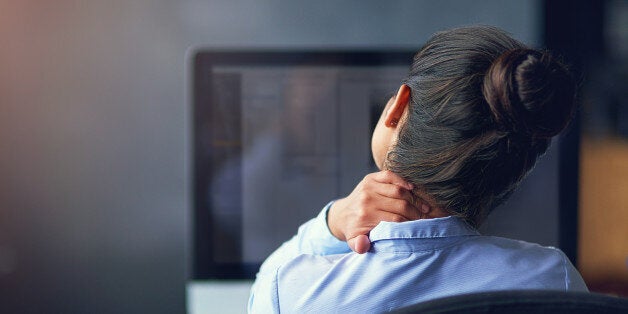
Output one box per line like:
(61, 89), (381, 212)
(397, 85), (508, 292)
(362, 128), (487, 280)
(347, 234), (371, 254)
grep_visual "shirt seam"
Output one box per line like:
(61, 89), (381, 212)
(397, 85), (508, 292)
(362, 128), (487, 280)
(370, 233), (479, 242)
(561, 250), (569, 290)
(274, 268), (281, 313)
(372, 236), (478, 254)
(322, 201), (335, 236)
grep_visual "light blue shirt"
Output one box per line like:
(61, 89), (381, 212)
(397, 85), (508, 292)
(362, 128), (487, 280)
(248, 203), (588, 313)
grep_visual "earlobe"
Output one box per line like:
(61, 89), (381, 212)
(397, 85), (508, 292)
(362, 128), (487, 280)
(384, 85), (411, 128)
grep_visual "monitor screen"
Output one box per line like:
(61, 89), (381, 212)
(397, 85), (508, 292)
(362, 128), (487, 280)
(191, 51), (576, 279)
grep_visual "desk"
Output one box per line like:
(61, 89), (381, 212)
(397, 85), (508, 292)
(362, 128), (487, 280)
(187, 281), (253, 314)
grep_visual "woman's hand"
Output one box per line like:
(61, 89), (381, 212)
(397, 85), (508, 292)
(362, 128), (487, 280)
(327, 171), (429, 254)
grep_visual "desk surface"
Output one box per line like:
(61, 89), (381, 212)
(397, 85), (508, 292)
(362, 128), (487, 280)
(187, 281), (253, 314)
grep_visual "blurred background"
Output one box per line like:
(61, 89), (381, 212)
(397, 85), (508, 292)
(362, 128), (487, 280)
(0, 0), (625, 313)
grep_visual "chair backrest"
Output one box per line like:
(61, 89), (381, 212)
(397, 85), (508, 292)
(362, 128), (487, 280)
(392, 290), (628, 314)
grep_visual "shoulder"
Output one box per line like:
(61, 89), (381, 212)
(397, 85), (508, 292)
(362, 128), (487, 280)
(468, 235), (563, 254)
(460, 236), (586, 290)
(274, 253), (352, 311)
(464, 236), (565, 265)
(277, 253), (347, 283)
(250, 253), (349, 313)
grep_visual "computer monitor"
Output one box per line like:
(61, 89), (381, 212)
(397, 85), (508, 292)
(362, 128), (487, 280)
(190, 50), (577, 280)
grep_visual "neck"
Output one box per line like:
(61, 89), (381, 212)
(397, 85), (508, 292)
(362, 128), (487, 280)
(412, 188), (450, 220)
(420, 207), (449, 219)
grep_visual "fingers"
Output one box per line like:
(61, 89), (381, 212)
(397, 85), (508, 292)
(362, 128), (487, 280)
(365, 171), (416, 204)
(369, 170), (414, 190)
(353, 194), (418, 221)
(371, 171), (433, 218)
(371, 180), (415, 203)
(367, 185), (422, 220)
(380, 198), (421, 220)
(348, 234), (371, 254)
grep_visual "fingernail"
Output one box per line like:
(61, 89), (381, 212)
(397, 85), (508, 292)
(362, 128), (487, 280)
(421, 204), (430, 213)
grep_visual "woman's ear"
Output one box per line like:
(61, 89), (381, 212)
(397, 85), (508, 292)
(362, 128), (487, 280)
(384, 85), (411, 128)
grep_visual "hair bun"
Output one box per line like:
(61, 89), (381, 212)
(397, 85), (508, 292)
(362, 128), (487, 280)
(482, 48), (576, 139)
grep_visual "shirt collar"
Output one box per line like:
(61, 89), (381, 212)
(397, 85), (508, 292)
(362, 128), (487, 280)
(368, 216), (480, 252)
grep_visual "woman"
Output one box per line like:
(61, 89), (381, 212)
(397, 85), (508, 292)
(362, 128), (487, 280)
(248, 25), (588, 313)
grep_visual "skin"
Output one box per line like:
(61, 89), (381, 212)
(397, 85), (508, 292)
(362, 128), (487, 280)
(328, 84), (449, 254)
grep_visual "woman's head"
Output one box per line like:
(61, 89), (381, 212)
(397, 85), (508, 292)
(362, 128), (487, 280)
(373, 25), (576, 227)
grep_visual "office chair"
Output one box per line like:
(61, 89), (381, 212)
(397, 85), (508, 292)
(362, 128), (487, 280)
(392, 290), (628, 314)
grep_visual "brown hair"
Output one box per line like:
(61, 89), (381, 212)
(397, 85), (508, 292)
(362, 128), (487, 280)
(387, 26), (576, 227)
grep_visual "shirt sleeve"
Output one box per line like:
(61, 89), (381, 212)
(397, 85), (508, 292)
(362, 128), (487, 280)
(297, 201), (352, 255)
(248, 201), (351, 313)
